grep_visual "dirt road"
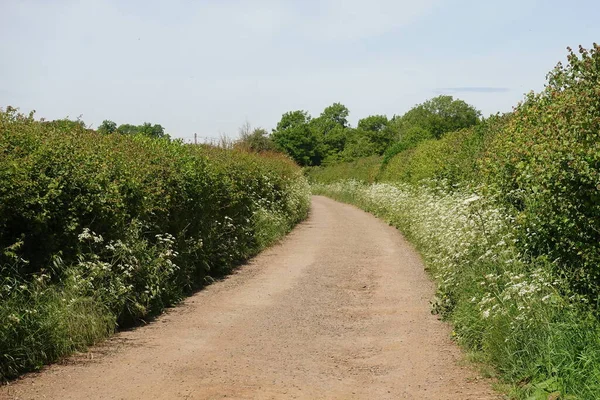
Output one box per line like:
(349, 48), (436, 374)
(1, 196), (497, 400)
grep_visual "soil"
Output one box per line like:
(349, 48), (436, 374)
(1, 196), (498, 399)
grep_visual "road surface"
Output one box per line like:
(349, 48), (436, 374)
(1, 196), (496, 400)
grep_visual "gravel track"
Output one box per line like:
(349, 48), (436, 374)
(1, 196), (497, 400)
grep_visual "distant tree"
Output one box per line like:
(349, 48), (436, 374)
(402, 95), (480, 139)
(276, 110), (311, 131)
(340, 130), (379, 161)
(116, 124), (138, 135)
(43, 118), (87, 132)
(357, 115), (388, 132)
(236, 122), (276, 152)
(311, 103), (351, 162)
(272, 111), (322, 166)
(319, 124), (348, 162)
(98, 120), (117, 134)
(382, 126), (433, 164)
(356, 115), (393, 155)
(320, 102), (349, 128)
(97, 120), (170, 139)
(138, 123), (166, 139)
(379, 96), (480, 161)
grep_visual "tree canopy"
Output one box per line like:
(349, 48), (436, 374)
(401, 95), (481, 139)
(270, 96), (480, 166)
(97, 120), (168, 139)
(98, 120), (117, 135)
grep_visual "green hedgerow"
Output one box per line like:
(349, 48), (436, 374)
(0, 107), (310, 380)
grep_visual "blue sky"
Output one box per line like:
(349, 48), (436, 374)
(1, 0), (598, 141)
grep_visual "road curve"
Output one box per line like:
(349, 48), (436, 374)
(1, 196), (496, 400)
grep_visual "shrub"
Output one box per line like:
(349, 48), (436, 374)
(481, 44), (600, 301)
(379, 116), (506, 186)
(0, 107), (310, 379)
(304, 156), (382, 184)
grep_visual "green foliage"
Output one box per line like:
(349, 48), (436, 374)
(310, 103), (351, 162)
(380, 96), (481, 163)
(319, 124), (348, 161)
(379, 116), (506, 185)
(0, 107), (310, 379)
(272, 97), (480, 166)
(401, 95), (481, 139)
(305, 156), (381, 184)
(115, 123), (138, 135)
(319, 102), (349, 128)
(357, 114), (388, 132)
(115, 122), (167, 139)
(272, 104), (390, 166)
(481, 44), (600, 302)
(272, 110), (322, 166)
(339, 130), (379, 161)
(275, 110), (311, 131)
(353, 115), (394, 156)
(98, 121), (167, 139)
(98, 120), (117, 134)
(235, 122), (277, 153)
(136, 122), (166, 139)
(381, 125), (432, 165)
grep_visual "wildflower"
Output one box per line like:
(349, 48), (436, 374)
(8, 314), (20, 324)
(463, 195), (481, 205)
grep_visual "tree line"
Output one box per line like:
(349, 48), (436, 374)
(239, 95), (481, 166)
(98, 120), (168, 139)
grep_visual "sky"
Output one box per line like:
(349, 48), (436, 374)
(1, 0), (598, 141)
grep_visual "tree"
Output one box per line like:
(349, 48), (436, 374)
(117, 124), (138, 135)
(138, 123), (166, 139)
(272, 111), (322, 166)
(98, 120), (117, 134)
(311, 103), (351, 162)
(44, 118), (87, 132)
(357, 115), (388, 133)
(116, 123), (168, 139)
(276, 110), (311, 131)
(320, 102), (349, 128)
(382, 125), (432, 164)
(356, 115), (393, 155)
(236, 122), (276, 152)
(341, 130), (379, 161)
(402, 95), (481, 139)
(319, 124), (348, 162)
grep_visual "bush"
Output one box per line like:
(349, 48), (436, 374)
(379, 116), (506, 186)
(481, 44), (600, 301)
(304, 156), (382, 184)
(0, 107), (310, 379)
